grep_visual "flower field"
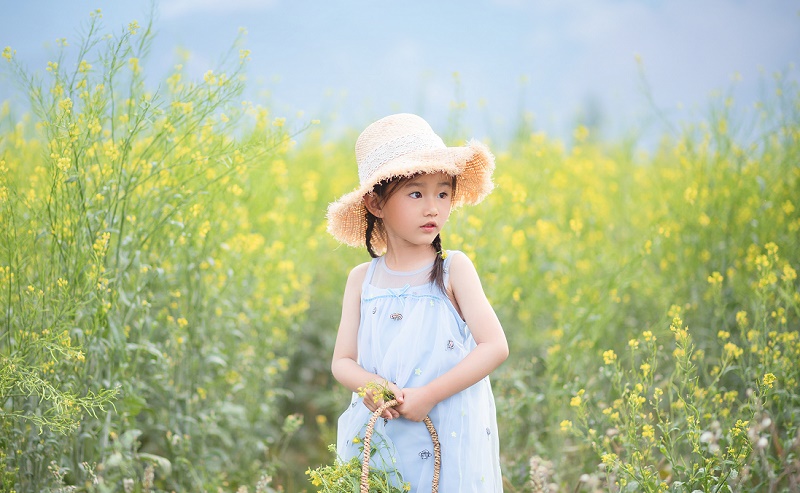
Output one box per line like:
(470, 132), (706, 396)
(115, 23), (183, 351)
(1, 15), (799, 493)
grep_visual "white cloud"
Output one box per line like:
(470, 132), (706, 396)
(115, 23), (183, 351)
(160, 0), (278, 20)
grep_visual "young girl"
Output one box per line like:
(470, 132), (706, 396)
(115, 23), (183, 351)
(327, 113), (508, 491)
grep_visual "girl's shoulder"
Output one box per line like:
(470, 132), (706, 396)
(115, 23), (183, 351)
(444, 250), (472, 271)
(341, 261), (373, 305)
(445, 250), (483, 287)
(347, 261), (372, 284)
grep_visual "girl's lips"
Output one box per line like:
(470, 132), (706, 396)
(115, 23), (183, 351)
(421, 222), (437, 232)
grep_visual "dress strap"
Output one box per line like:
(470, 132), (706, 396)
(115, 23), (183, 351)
(362, 257), (381, 290)
(442, 250), (462, 288)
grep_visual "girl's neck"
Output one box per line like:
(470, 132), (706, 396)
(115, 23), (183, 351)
(381, 244), (436, 272)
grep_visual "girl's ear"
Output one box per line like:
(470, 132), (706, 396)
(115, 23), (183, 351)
(363, 193), (383, 218)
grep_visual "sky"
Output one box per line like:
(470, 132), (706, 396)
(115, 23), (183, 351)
(1, 0), (798, 146)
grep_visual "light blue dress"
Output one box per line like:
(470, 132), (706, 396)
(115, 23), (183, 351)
(336, 251), (503, 492)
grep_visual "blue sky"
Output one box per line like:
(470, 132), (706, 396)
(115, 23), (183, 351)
(1, 0), (798, 144)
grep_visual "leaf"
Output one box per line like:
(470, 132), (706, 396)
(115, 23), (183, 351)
(126, 342), (164, 361)
(139, 453), (172, 476)
(122, 392), (148, 418)
(205, 354), (227, 367)
(119, 429), (142, 449)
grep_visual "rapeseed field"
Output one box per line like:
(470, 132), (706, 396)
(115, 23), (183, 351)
(1, 13), (798, 493)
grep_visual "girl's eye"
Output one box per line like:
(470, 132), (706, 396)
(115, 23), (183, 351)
(409, 191), (422, 199)
(438, 192), (449, 199)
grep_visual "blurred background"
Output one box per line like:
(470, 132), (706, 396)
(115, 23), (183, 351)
(1, 2), (799, 492)
(2, 0), (798, 145)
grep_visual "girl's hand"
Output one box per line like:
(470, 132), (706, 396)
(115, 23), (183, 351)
(394, 386), (436, 422)
(361, 379), (404, 420)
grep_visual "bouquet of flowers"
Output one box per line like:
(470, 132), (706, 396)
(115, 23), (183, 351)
(306, 444), (411, 493)
(306, 382), (412, 492)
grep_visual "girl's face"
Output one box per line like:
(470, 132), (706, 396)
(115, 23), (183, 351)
(367, 172), (454, 250)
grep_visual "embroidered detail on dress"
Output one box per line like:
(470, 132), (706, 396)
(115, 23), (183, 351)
(486, 427), (491, 436)
(372, 306), (376, 315)
(451, 431), (457, 438)
(388, 285), (411, 298)
(447, 339), (454, 350)
(419, 449), (432, 460)
(390, 312), (403, 321)
(414, 368), (422, 375)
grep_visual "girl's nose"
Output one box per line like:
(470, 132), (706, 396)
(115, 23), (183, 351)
(425, 202), (438, 216)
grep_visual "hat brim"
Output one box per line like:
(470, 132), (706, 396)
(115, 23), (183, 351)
(326, 139), (495, 250)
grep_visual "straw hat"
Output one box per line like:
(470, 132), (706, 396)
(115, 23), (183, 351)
(326, 113), (495, 250)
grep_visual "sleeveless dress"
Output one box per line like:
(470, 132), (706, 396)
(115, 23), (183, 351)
(336, 251), (503, 492)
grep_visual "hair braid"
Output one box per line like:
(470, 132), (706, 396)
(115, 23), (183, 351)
(430, 234), (446, 293)
(365, 212), (380, 258)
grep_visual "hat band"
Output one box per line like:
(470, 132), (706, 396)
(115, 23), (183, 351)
(359, 132), (446, 183)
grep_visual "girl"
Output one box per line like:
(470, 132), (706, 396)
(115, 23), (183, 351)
(327, 113), (508, 491)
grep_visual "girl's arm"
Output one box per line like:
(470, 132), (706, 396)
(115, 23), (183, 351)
(331, 262), (403, 419)
(395, 252), (508, 422)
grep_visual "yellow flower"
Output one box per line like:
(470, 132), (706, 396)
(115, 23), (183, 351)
(601, 452), (617, 465)
(717, 330), (730, 340)
(2, 46), (15, 62)
(724, 342), (743, 359)
(640, 363), (651, 376)
(56, 156), (71, 172)
(628, 338), (639, 350)
(765, 242), (779, 257)
(128, 57), (141, 74)
(560, 420), (573, 432)
(642, 424), (655, 440)
(602, 349), (617, 365)
(59, 98), (73, 113)
(203, 69), (218, 85)
(763, 373), (777, 388)
(128, 20), (140, 35)
(511, 229), (526, 248)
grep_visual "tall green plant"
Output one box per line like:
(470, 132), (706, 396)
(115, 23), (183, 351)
(1, 11), (314, 492)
